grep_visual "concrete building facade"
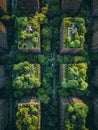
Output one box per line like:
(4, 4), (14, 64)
(92, 0), (98, 16)
(0, 99), (10, 130)
(60, 97), (85, 130)
(92, 23), (98, 53)
(61, 0), (83, 13)
(0, 65), (8, 89)
(17, 96), (41, 130)
(93, 97), (98, 130)
(0, 0), (7, 13)
(17, 0), (39, 13)
(0, 22), (8, 54)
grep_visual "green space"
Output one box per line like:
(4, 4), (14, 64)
(64, 103), (88, 130)
(0, 0), (94, 130)
(16, 103), (40, 130)
(17, 16), (40, 50)
(63, 17), (86, 48)
(13, 61), (40, 98)
(62, 63), (88, 90)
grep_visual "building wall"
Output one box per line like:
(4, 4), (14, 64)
(0, 65), (8, 89)
(92, 0), (98, 16)
(61, 0), (83, 13)
(17, 96), (41, 130)
(92, 66), (98, 87)
(0, 0), (7, 13)
(92, 23), (98, 53)
(60, 97), (83, 130)
(93, 97), (98, 130)
(0, 22), (8, 53)
(0, 99), (9, 130)
(18, 0), (39, 13)
(60, 19), (83, 54)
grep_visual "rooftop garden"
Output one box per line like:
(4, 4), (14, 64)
(61, 63), (88, 91)
(64, 102), (88, 130)
(16, 103), (40, 130)
(17, 16), (40, 51)
(63, 17), (86, 48)
(13, 61), (41, 97)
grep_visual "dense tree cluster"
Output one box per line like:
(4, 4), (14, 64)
(16, 103), (40, 130)
(63, 17), (86, 48)
(62, 63), (88, 90)
(2, 0), (92, 129)
(64, 103), (88, 130)
(13, 61), (40, 97)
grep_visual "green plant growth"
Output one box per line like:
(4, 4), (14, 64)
(61, 63), (88, 90)
(13, 61), (41, 97)
(63, 17), (86, 48)
(16, 103), (40, 130)
(17, 16), (40, 50)
(64, 103), (88, 130)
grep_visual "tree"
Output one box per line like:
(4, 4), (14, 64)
(16, 104), (40, 130)
(17, 17), (27, 27)
(61, 81), (67, 88)
(67, 105), (74, 113)
(66, 36), (71, 43)
(74, 39), (81, 47)
(41, 4), (48, 15)
(67, 79), (79, 88)
(80, 23), (86, 34)
(64, 103), (88, 130)
(13, 62), (40, 97)
(42, 27), (52, 39)
(37, 88), (51, 104)
(70, 41), (75, 48)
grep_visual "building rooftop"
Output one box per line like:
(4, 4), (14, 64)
(18, 0), (39, 13)
(0, 65), (8, 89)
(0, 0), (7, 13)
(61, 0), (83, 13)
(92, 23), (98, 53)
(18, 96), (40, 105)
(60, 17), (86, 54)
(0, 22), (8, 52)
(92, 0), (98, 16)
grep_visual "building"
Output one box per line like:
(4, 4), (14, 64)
(0, 65), (8, 89)
(61, 0), (83, 13)
(60, 63), (88, 91)
(0, 22), (8, 55)
(60, 97), (88, 130)
(0, 0), (7, 14)
(60, 18), (85, 54)
(17, 0), (39, 13)
(93, 97), (98, 130)
(92, 0), (98, 16)
(92, 23), (98, 53)
(0, 99), (10, 130)
(92, 66), (98, 87)
(16, 96), (41, 130)
(17, 17), (41, 53)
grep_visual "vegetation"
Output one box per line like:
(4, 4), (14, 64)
(16, 103), (40, 130)
(13, 61), (40, 97)
(63, 17), (86, 48)
(17, 16), (40, 50)
(61, 63), (88, 91)
(16, 4), (48, 51)
(3, 0), (92, 130)
(64, 103), (88, 130)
